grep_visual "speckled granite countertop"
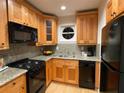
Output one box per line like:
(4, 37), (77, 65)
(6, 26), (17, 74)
(31, 55), (101, 62)
(0, 67), (27, 87)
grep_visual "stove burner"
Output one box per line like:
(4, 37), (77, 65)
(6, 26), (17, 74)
(35, 61), (38, 64)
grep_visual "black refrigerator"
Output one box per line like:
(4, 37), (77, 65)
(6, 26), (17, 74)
(101, 16), (124, 93)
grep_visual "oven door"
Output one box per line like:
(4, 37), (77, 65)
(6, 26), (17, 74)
(28, 65), (46, 93)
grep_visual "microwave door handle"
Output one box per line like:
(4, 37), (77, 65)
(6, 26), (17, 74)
(101, 58), (121, 73)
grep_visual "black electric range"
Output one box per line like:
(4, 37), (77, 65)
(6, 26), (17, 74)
(7, 58), (46, 93)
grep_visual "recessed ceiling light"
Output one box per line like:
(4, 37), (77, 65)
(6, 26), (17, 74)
(61, 5), (66, 10)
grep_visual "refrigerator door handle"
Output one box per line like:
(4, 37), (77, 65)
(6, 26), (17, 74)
(101, 58), (121, 73)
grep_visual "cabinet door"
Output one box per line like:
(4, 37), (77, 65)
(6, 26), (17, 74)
(22, 5), (29, 26)
(65, 61), (78, 84)
(77, 15), (87, 44)
(53, 60), (65, 82)
(28, 9), (38, 28)
(0, 75), (26, 93)
(0, 0), (9, 50)
(52, 19), (57, 45)
(46, 60), (53, 86)
(43, 16), (57, 45)
(44, 19), (53, 44)
(86, 14), (98, 45)
(118, 0), (124, 14)
(106, 0), (113, 23)
(36, 15), (44, 46)
(8, 0), (23, 24)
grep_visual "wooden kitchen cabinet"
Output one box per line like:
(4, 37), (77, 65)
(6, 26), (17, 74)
(42, 15), (58, 45)
(8, 0), (23, 24)
(0, 74), (26, 93)
(106, 0), (124, 23)
(46, 60), (53, 86)
(77, 11), (98, 45)
(36, 14), (44, 46)
(65, 61), (79, 84)
(53, 59), (79, 84)
(53, 59), (65, 82)
(8, 0), (38, 28)
(95, 62), (101, 89)
(22, 5), (29, 26)
(0, 0), (9, 50)
(118, 0), (124, 14)
(28, 9), (38, 28)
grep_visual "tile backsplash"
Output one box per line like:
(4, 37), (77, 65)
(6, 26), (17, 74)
(0, 44), (41, 64)
(54, 44), (98, 57)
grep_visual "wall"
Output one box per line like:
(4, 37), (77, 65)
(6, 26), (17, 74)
(58, 15), (77, 44)
(0, 44), (41, 64)
(97, 0), (108, 57)
(98, 0), (108, 44)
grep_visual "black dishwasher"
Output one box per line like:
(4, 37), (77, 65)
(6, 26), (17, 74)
(79, 60), (95, 89)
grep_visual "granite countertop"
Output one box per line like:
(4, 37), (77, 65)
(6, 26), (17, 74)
(0, 67), (27, 87)
(31, 55), (101, 62)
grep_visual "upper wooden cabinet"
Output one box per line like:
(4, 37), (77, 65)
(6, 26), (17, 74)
(42, 15), (58, 45)
(28, 9), (38, 28)
(8, 0), (38, 28)
(8, 0), (23, 24)
(118, 0), (124, 14)
(77, 11), (98, 45)
(36, 14), (44, 46)
(0, 0), (9, 50)
(106, 0), (124, 23)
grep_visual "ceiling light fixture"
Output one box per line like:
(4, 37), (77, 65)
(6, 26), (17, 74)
(61, 5), (66, 10)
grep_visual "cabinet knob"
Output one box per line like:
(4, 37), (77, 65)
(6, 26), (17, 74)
(111, 14), (113, 17)
(2, 43), (4, 45)
(13, 82), (16, 85)
(0, 43), (4, 48)
(22, 87), (24, 89)
(113, 12), (116, 17)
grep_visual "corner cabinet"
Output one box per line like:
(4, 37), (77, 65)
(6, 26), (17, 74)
(0, 74), (27, 93)
(42, 15), (58, 45)
(106, 0), (124, 23)
(0, 0), (9, 50)
(77, 11), (98, 45)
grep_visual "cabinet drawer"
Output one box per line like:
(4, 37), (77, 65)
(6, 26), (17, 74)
(65, 60), (78, 67)
(53, 59), (65, 65)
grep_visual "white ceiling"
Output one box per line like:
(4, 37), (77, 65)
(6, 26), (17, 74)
(27, 0), (101, 17)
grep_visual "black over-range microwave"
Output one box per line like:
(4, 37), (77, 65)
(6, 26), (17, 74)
(8, 21), (38, 43)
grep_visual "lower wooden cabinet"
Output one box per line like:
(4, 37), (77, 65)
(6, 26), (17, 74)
(0, 74), (26, 93)
(53, 59), (65, 82)
(46, 60), (53, 86)
(53, 59), (79, 85)
(65, 61), (79, 84)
